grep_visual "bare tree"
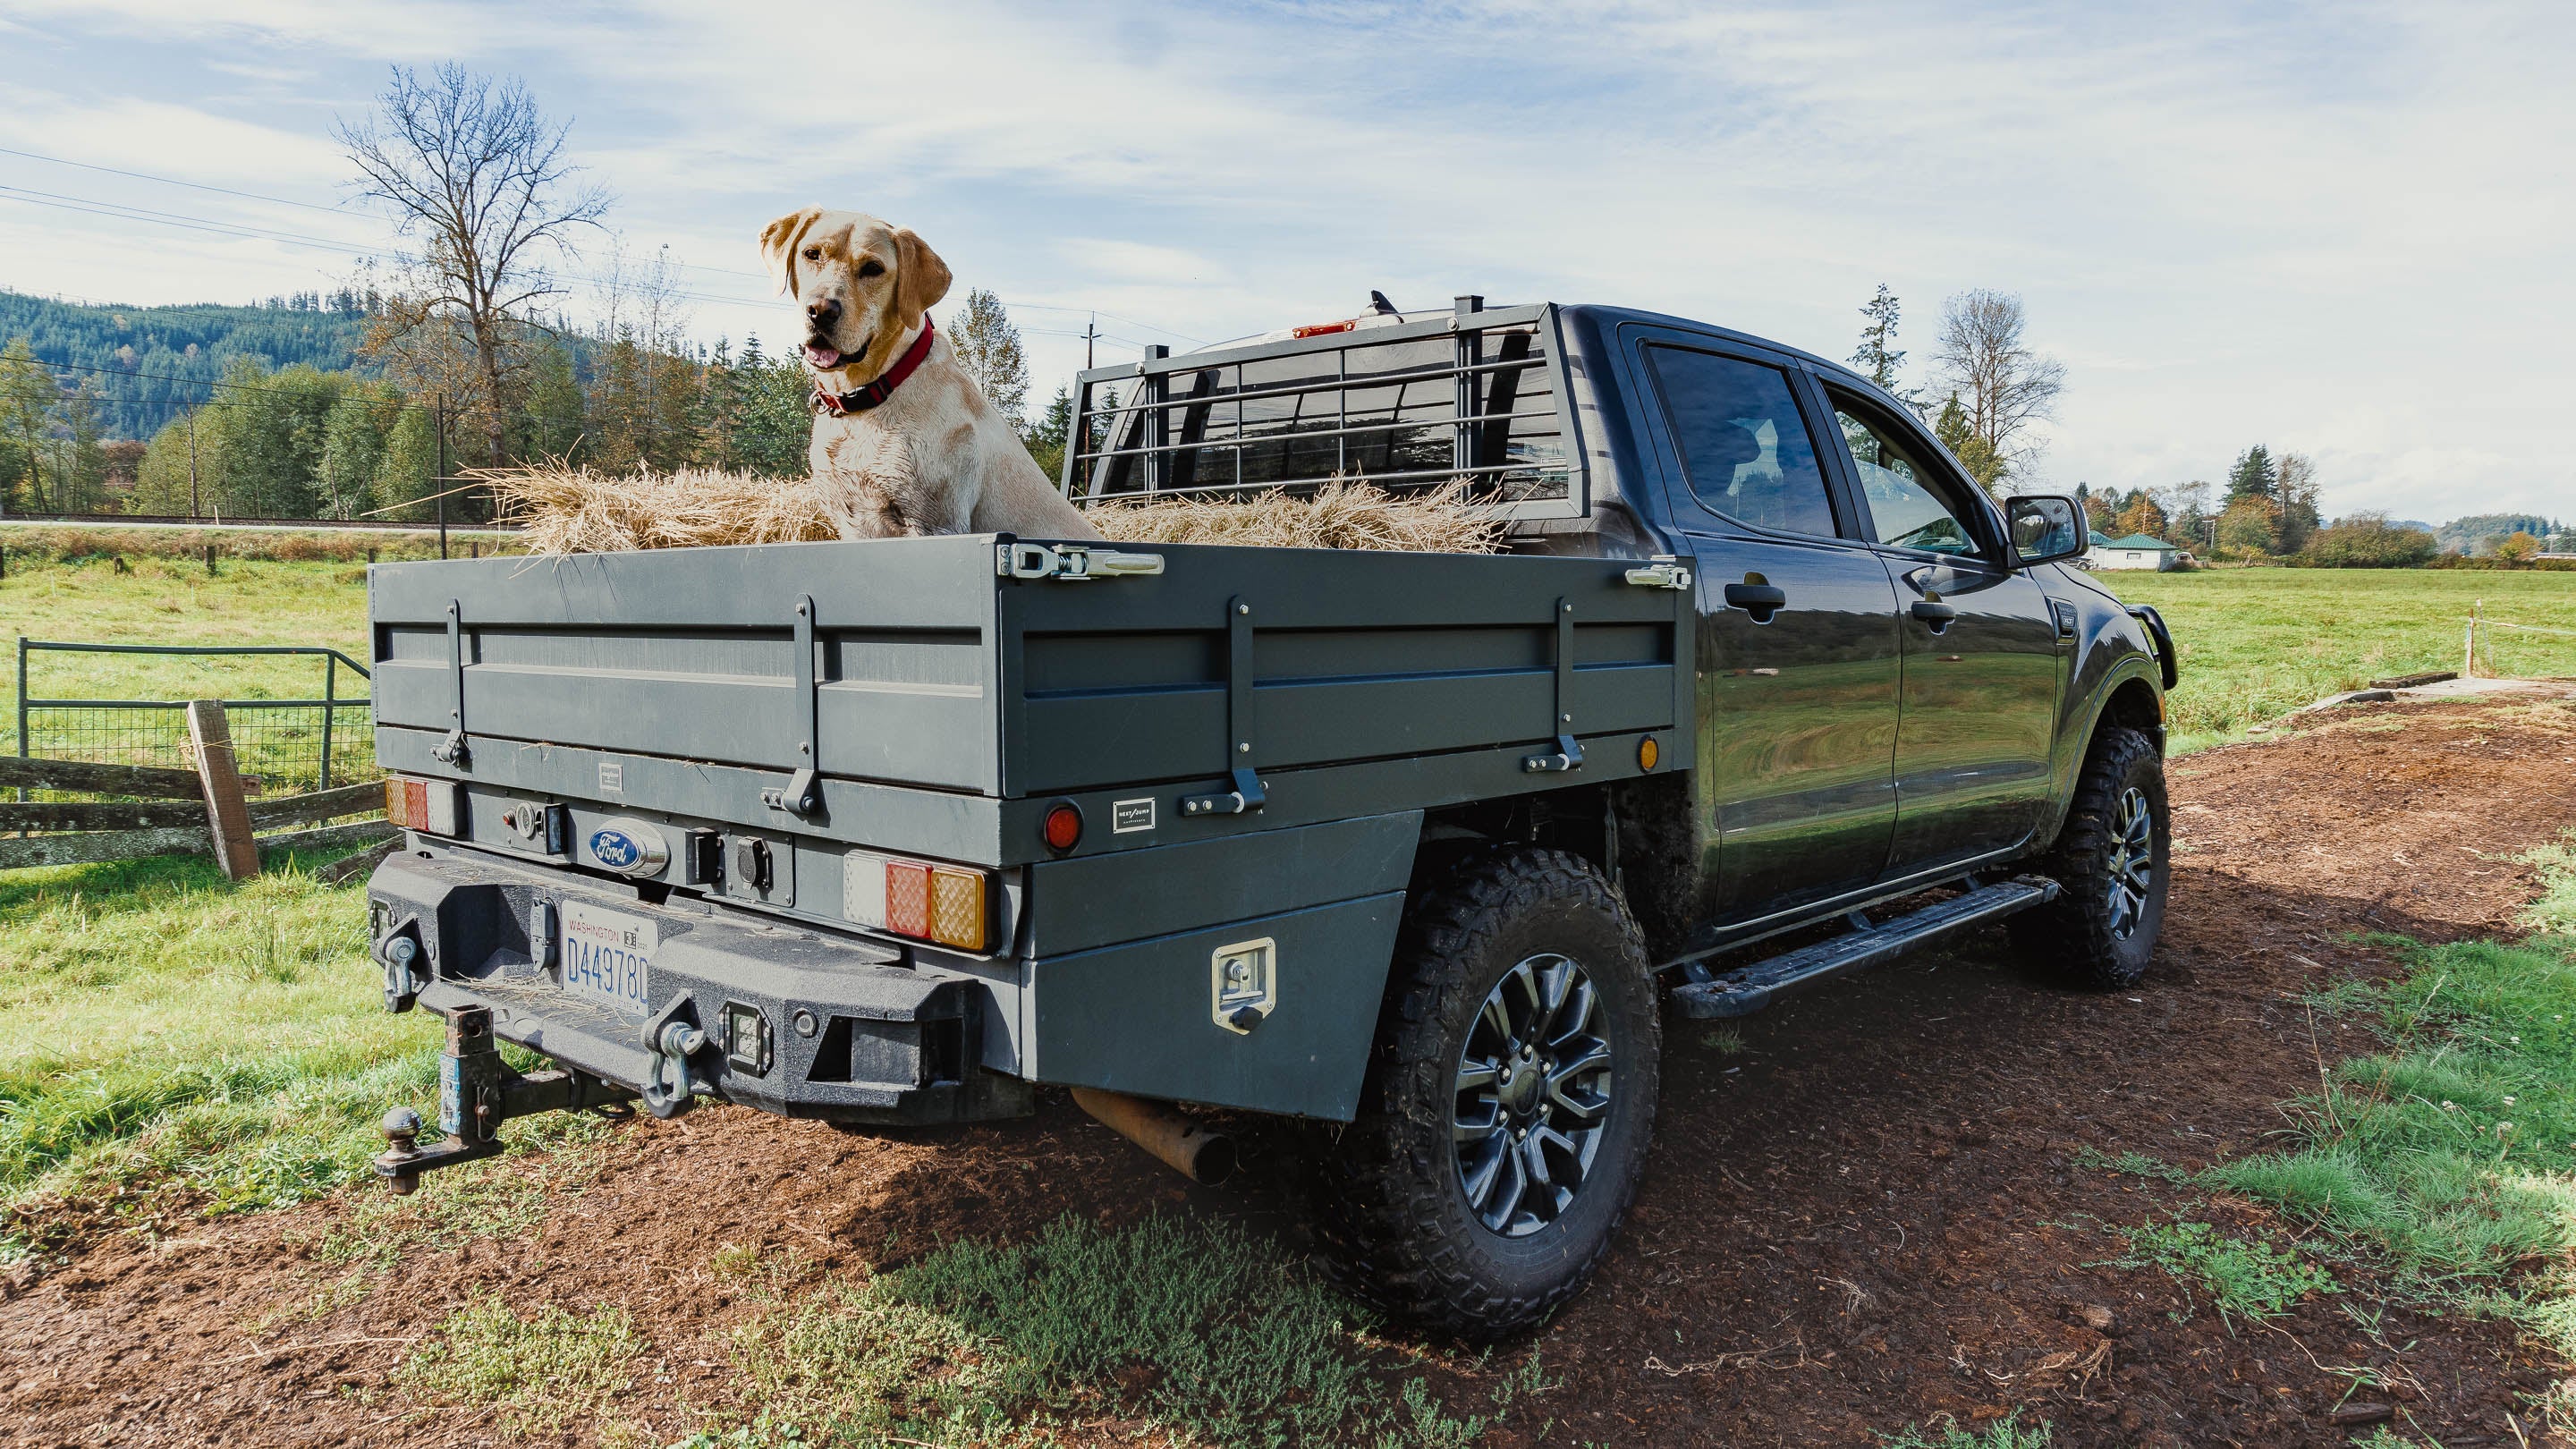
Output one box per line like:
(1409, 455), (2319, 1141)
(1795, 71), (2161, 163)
(1931, 290), (2065, 494)
(339, 64), (611, 469)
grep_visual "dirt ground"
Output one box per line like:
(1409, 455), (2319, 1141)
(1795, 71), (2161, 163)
(7, 694), (2576, 1447)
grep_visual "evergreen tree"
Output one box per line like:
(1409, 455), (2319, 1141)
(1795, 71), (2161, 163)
(2224, 444), (2277, 506)
(1024, 383), (1074, 483)
(1932, 391), (2003, 491)
(725, 335), (816, 477)
(523, 344), (586, 461)
(587, 326), (649, 471)
(1848, 284), (1907, 396)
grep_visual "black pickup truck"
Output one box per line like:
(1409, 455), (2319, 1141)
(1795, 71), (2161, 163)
(361, 298), (2175, 1337)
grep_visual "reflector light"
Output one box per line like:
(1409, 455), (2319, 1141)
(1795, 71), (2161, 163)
(885, 859), (932, 938)
(843, 848), (993, 951)
(1291, 319), (1356, 338)
(1043, 802), (1083, 852)
(1637, 736), (1659, 772)
(929, 867), (986, 950)
(383, 775), (456, 835)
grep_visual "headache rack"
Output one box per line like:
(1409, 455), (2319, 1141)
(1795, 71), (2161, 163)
(1063, 298), (1588, 521)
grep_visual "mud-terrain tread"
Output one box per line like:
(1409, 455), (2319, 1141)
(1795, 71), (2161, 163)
(1307, 847), (1659, 1340)
(2011, 725), (2169, 988)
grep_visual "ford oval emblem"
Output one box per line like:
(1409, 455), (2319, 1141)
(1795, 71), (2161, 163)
(586, 818), (669, 877)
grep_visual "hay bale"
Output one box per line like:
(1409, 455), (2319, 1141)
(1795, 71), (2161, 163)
(477, 465), (1504, 556)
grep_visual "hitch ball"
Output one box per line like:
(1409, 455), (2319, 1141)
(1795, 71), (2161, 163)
(377, 1106), (426, 1195)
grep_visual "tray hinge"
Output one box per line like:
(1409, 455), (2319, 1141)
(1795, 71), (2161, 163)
(432, 598), (470, 767)
(762, 594), (823, 816)
(1523, 597), (1584, 774)
(1182, 596), (1267, 817)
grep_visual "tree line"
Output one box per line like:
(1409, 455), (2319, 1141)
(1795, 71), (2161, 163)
(0, 285), (1072, 522)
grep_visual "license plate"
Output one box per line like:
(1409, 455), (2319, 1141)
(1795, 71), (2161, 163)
(558, 901), (657, 1015)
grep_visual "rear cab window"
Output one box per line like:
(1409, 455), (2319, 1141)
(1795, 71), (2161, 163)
(1642, 346), (1839, 538)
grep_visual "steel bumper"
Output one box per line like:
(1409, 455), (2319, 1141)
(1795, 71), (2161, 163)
(366, 845), (1031, 1127)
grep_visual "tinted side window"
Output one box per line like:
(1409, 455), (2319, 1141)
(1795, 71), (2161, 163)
(1645, 348), (1836, 538)
(1830, 400), (1979, 556)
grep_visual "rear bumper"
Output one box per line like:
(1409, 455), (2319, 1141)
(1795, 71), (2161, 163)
(366, 845), (1031, 1126)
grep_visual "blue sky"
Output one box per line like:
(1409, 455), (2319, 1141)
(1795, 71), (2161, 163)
(1, 0), (2569, 521)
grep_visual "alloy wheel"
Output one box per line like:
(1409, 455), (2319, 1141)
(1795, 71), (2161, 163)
(1452, 953), (1615, 1238)
(2104, 784), (2156, 940)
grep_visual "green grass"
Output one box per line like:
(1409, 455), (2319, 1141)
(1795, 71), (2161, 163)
(394, 1298), (644, 1432)
(683, 1216), (1546, 1448)
(2102, 569), (2576, 750)
(2104, 1217), (2337, 1326)
(0, 852), (448, 1254)
(2196, 834), (2576, 1363)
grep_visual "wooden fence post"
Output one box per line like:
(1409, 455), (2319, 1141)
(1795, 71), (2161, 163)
(186, 699), (259, 881)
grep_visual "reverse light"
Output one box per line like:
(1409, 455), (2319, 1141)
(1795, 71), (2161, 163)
(844, 850), (991, 952)
(383, 775), (461, 835)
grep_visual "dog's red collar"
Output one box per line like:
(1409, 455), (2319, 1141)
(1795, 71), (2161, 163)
(810, 317), (936, 418)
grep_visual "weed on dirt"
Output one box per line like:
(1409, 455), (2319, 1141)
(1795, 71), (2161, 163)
(393, 1297), (643, 1433)
(2102, 1218), (2338, 1326)
(682, 1215), (1546, 1448)
(1878, 1409), (2053, 1447)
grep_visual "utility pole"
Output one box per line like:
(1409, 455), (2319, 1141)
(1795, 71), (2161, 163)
(1083, 315), (1098, 372)
(434, 394), (450, 561)
(184, 406), (201, 520)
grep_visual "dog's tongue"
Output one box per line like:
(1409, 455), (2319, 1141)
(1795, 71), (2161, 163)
(803, 343), (842, 369)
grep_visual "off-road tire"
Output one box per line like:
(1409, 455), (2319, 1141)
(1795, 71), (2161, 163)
(1308, 847), (1660, 1340)
(2011, 725), (2170, 988)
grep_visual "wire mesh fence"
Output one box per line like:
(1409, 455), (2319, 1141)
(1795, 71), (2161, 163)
(13, 640), (376, 802)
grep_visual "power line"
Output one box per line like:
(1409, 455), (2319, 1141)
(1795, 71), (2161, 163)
(0, 143), (359, 216)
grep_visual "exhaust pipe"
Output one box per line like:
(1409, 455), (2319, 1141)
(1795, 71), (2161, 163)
(1072, 1088), (1236, 1185)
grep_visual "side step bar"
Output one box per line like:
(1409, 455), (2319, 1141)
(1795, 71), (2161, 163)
(1670, 876), (2060, 1020)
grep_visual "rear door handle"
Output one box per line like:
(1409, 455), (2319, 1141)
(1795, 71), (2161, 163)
(1724, 582), (1788, 612)
(1910, 600), (1957, 624)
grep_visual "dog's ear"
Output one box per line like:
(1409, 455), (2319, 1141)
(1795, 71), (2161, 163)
(758, 208), (824, 295)
(891, 227), (953, 329)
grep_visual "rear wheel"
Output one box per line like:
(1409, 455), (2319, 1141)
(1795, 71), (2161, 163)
(1309, 847), (1659, 1339)
(2011, 725), (2170, 987)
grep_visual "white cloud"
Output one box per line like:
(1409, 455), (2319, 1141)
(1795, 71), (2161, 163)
(0, 0), (2569, 522)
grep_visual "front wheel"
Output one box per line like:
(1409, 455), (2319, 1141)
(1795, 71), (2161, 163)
(1308, 847), (1660, 1340)
(2011, 724), (2171, 987)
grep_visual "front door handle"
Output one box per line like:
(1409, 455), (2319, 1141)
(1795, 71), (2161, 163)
(1910, 599), (1958, 629)
(1723, 582), (1788, 613)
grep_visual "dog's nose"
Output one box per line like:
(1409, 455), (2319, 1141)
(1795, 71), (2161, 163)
(806, 298), (841, 328)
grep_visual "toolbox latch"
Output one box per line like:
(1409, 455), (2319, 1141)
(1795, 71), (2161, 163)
(998, 540), (1165, 581)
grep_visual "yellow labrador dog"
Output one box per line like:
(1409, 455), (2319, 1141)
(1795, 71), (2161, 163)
(759, 207), (1101, 540)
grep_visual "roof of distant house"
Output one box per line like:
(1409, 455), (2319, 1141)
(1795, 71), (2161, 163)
(2098, 533), (2179, 550)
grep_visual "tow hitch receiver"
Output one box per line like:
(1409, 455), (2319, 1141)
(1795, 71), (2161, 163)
(373, 1005), (633, 1194)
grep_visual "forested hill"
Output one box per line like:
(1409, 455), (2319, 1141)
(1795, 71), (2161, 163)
(0, 289), (376, 438)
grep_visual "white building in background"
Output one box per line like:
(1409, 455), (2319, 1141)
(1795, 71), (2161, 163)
(2086, 530), (2188, 572)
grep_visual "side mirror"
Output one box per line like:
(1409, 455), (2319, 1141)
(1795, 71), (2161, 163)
(2006, 495), (2086, 567)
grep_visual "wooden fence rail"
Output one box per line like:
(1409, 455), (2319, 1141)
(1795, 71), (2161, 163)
(0, 703), (392, 877)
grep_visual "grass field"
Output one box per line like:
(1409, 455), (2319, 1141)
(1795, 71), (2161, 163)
(2105, 567), (2576, 750)
(5, 552), (2575, 1440)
